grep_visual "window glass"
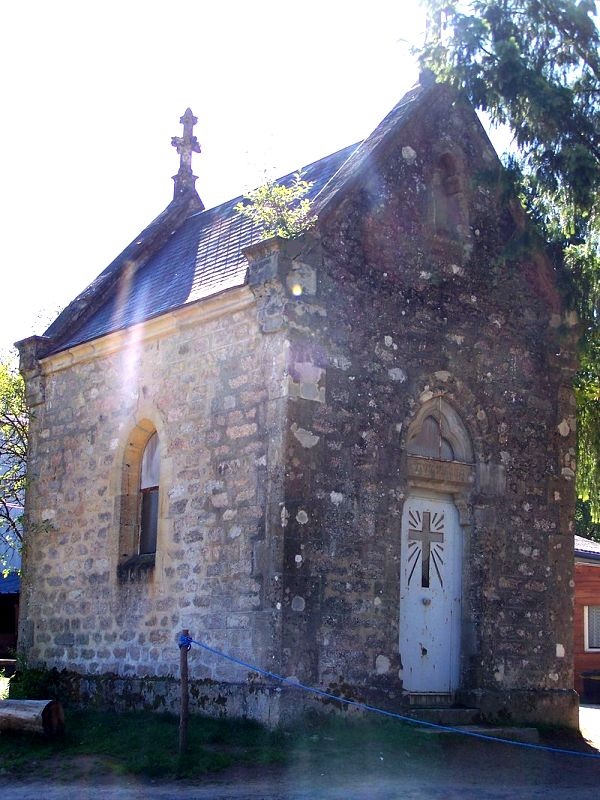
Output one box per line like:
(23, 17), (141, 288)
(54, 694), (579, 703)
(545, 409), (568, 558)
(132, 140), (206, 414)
(140, 432), (159, 555)
(141, 432), (160, 489)
(407, 415), (454, 460)
(588, 606), (600, 649)
(140, 488), (159, 555)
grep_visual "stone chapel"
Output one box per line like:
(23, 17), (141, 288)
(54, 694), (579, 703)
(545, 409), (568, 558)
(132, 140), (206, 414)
(17, 77), (580, 726)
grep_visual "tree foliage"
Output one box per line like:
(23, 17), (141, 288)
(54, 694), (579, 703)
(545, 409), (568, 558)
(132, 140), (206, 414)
(235, 172), (317, 239)
(418, 0), (600, 528)
(0, 361), (27, 569)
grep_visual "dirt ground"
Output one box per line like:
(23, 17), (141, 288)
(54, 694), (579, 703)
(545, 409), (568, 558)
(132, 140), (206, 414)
(1, 708), (600, 799)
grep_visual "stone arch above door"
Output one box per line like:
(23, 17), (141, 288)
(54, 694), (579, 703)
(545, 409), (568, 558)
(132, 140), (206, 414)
(399, 396), (475, 694)
(405, 397), (475, 494)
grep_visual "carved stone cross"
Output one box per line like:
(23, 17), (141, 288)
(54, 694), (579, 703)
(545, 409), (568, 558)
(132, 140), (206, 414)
(409, 511), (444, 588)
(171, 108), (201, 198)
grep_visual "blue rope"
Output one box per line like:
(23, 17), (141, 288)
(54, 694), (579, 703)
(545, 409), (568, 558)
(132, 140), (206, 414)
(177, 633), (600, 760)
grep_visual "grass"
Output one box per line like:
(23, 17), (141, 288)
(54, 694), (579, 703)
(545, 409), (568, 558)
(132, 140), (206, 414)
(0, 709), (440, 781)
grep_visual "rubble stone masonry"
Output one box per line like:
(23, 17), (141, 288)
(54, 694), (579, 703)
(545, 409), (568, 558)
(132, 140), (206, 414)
(18, 88), (580, 726)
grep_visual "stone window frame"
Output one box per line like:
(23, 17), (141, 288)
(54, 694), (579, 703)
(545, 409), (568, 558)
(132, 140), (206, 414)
(584, 605), (600, 651)
(117, 418), (162, 579)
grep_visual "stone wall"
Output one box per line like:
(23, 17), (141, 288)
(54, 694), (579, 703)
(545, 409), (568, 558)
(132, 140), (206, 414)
(247, 89), (579, 723)
(18, 291), (288, 684)
(18, 86), (580, 727)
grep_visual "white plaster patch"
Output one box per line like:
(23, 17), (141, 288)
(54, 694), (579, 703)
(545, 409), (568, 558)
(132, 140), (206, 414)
(554, 491), (561, 501)
(289, 362), (325, 402)
(402, 145), (417, 164)
(295, 554), (303, 564)
(280, 506), (289, 527)
(287, 261), (317, 296)
(557, 419), (570, 437)
(291, 423), (320, 449)
(447, 334), (464, 345)
(434, 370), (451, 382)
(384, 336), (393, 347)
(228, 526), (242, 540)
(548, 672), (559, 682)
(556, 643), (565, 658)
(450, 264), (464, 276)
(332, 355), (351, 371)
(329, 492), (344, 506)
(375, 655), (391, 675)
(419, 271), (431, 280)
(276, 602), (282, 611)
(291, 595), (305, 612)
(388, 368), (407, 383)
(296, 510), (309, 525)
(374, 597), (382, 607)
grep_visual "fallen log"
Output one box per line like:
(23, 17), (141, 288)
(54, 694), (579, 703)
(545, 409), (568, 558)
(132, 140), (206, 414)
(0, 699), (65, 736)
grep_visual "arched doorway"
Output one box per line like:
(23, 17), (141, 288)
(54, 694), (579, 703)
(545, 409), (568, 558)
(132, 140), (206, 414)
(399, 398), (474, 695)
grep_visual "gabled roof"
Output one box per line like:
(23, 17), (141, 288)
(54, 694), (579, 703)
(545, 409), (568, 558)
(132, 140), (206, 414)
(313, 81), (437, 217)
(47, 143), (358, 354)
(41, 78), (461, 356)
(575, 535), (600, 562)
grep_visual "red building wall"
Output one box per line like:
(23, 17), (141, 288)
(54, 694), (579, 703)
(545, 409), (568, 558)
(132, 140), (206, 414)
(574, 561), (600, 695)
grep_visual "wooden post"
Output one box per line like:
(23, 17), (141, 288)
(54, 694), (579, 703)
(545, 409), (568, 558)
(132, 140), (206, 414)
(179, 628), (190, 757)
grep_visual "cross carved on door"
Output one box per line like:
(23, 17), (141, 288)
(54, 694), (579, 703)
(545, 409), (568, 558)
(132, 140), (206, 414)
(409, 511), (444, 588)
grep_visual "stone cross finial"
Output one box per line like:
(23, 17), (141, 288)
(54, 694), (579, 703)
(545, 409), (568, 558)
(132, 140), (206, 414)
(171, 108), (201, 199)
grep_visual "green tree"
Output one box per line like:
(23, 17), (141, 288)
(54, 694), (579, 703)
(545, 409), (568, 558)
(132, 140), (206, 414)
(0, 361), (27, 570)
(235, 172), (317, 239)
(418, 0), (600, 532)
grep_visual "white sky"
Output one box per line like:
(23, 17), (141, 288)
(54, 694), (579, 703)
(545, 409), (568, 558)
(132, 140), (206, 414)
(0, 0), (427, 358)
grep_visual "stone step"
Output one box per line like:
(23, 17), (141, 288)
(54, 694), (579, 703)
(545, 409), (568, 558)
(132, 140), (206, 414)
(403, 706), (482, 725)
(406, 693), (455, 708)
(437, 725), (540, 744)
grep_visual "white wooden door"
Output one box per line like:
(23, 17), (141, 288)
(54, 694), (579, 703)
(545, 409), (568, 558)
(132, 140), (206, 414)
(399, 494), (462, 693)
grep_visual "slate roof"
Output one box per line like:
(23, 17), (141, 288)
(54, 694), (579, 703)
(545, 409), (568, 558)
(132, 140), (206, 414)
(44, 78), (445, 355)
(0, 571), (19, 595)
(575, 535), (600, 561)
(51, 143), (359, 353)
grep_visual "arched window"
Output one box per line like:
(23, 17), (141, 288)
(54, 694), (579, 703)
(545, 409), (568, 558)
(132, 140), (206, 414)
(118, 420), (161, 578)
(139, 432), (160, 555)
(406, 398), (473, 464)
